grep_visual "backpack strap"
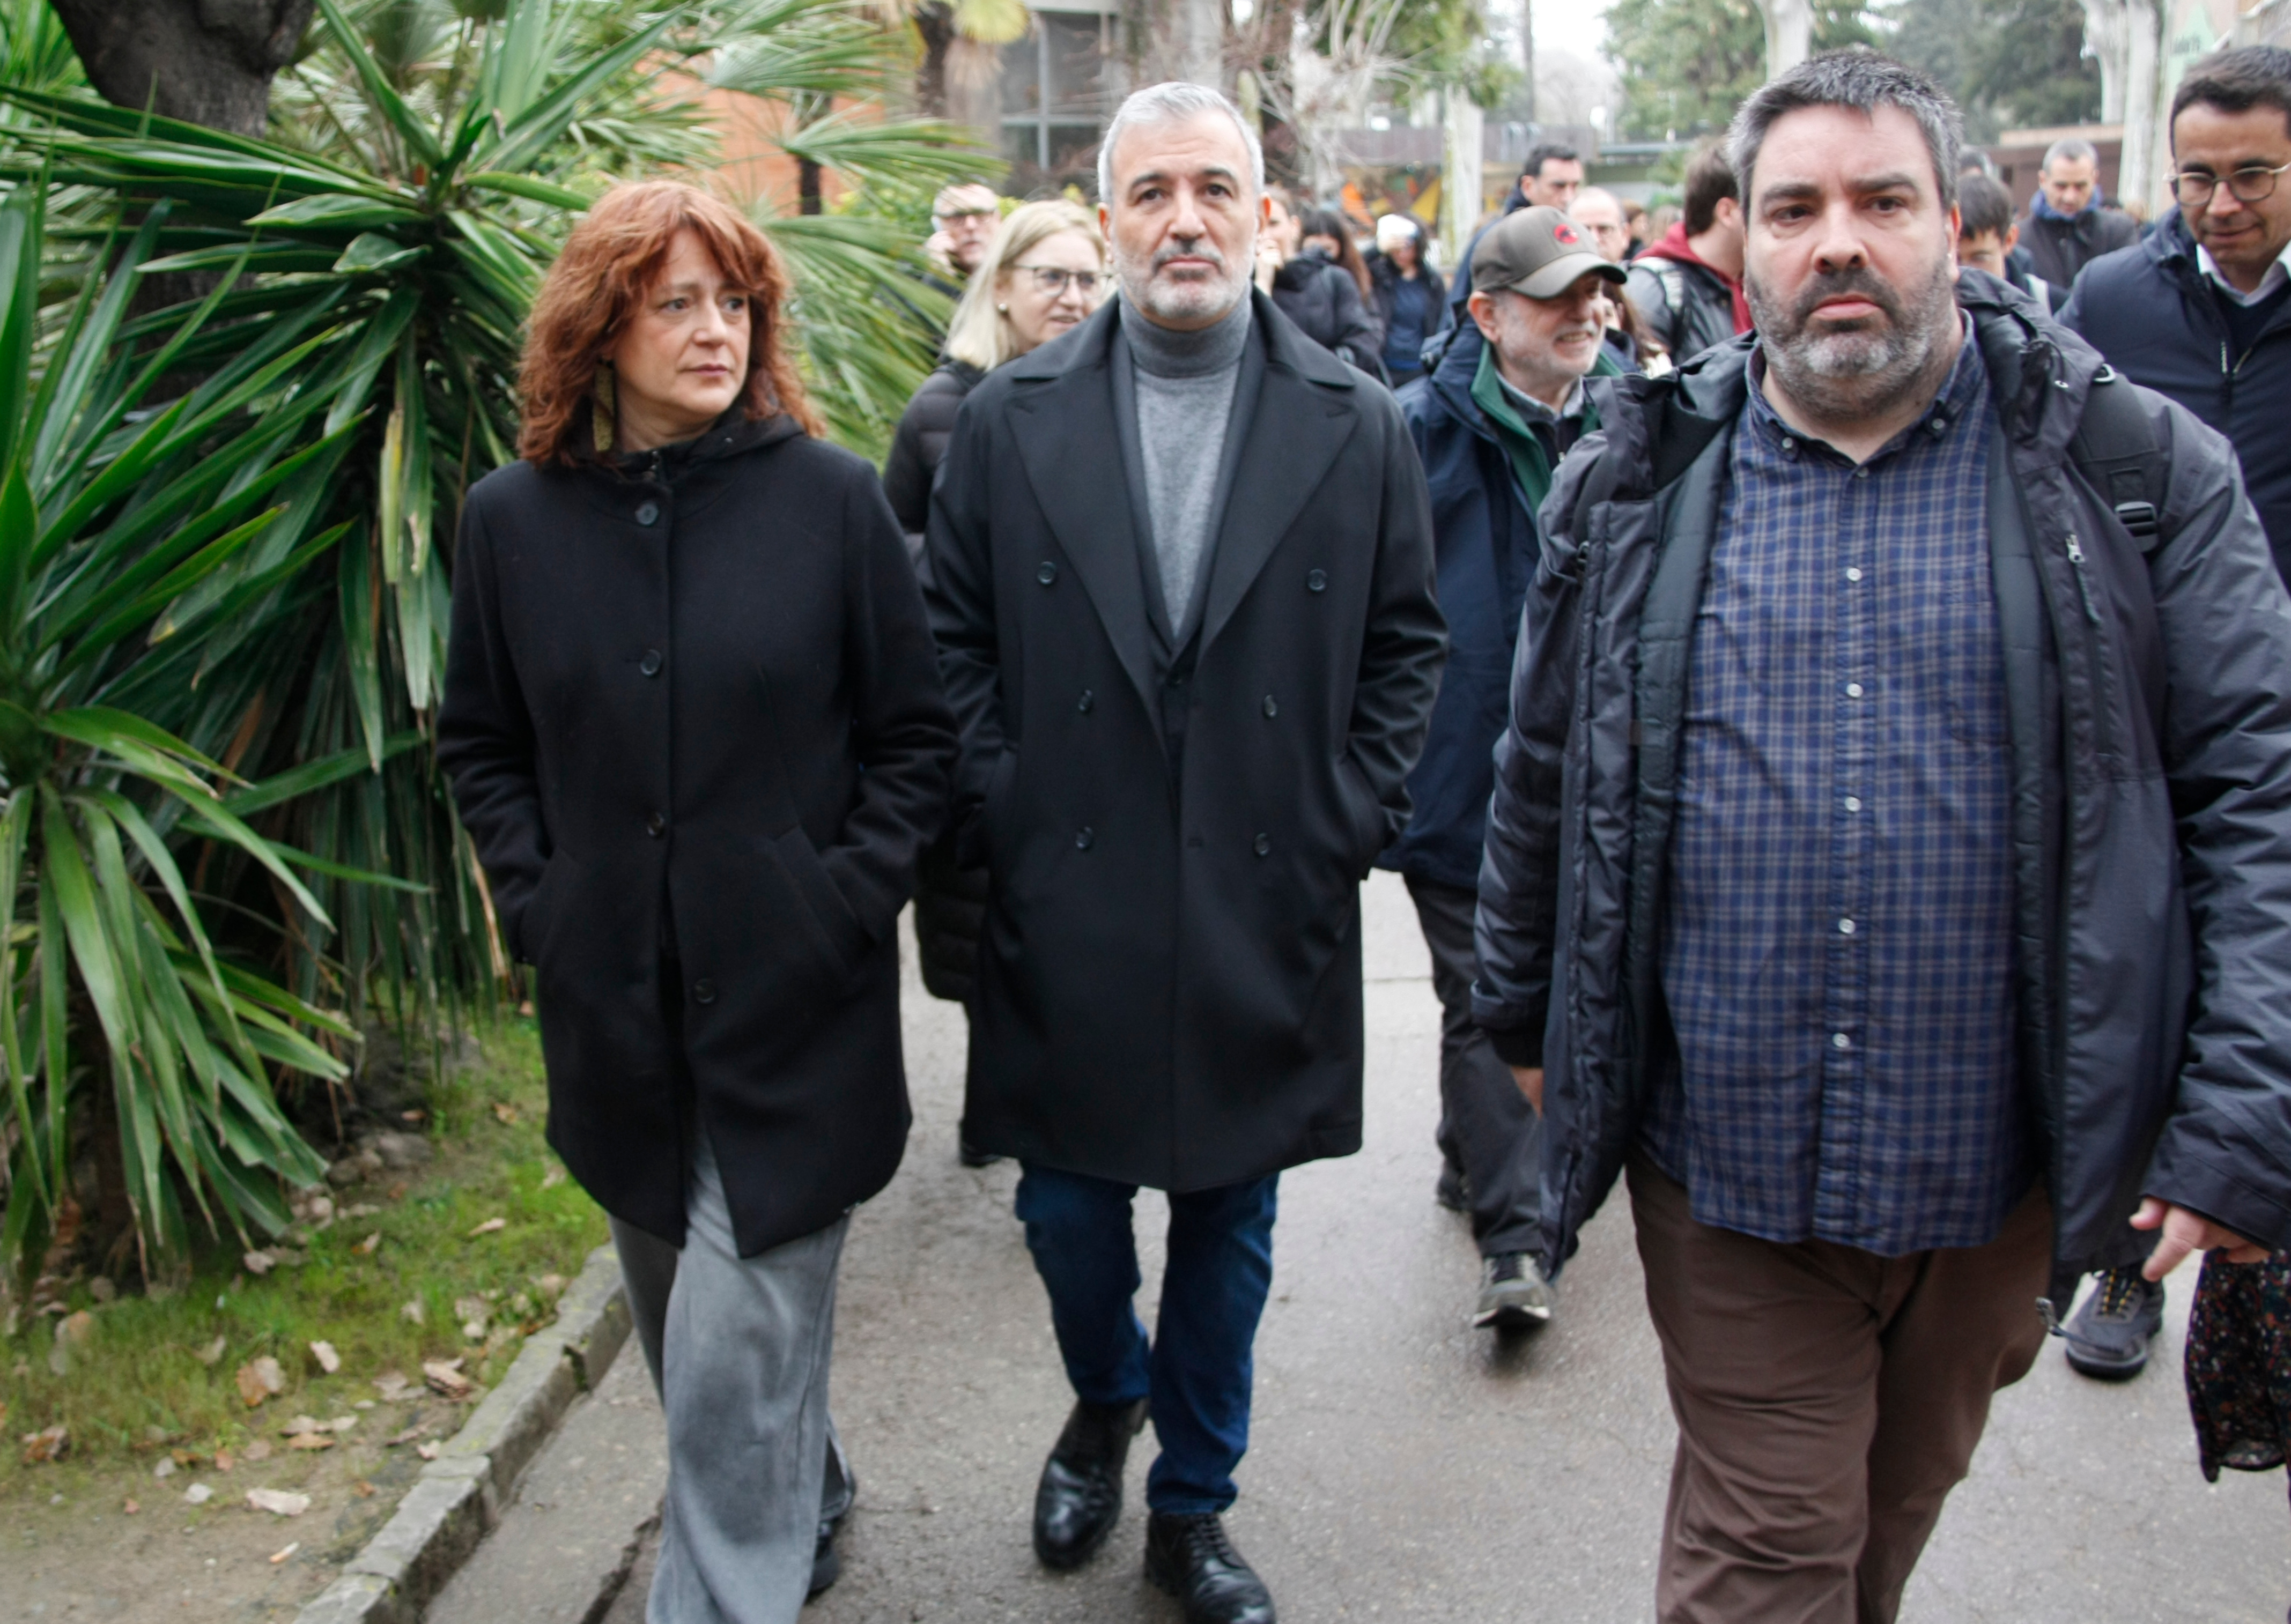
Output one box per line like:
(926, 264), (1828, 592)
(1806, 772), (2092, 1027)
(2067, 364), (2169, 554)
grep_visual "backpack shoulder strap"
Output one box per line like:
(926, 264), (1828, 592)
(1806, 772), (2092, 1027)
(2067, 365), (2170, 555)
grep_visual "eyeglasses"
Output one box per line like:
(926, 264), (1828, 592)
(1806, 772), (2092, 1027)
(2168, 160), (2291, 207)
(1012, 265), (1103, 296)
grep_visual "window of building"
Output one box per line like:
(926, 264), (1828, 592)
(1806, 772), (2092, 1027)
(1000, 10), (1112, 194)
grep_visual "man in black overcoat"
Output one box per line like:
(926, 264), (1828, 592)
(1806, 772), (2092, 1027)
(925, 81), (1444, 1624)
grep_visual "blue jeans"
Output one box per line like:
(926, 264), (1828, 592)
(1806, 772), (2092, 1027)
(1015, 1163), (1279, 1516)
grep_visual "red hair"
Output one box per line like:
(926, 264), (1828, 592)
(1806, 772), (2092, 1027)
(518, 180), (820, 465)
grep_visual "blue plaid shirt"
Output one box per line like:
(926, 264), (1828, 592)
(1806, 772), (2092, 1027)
(1644, 330), (2034, 1254)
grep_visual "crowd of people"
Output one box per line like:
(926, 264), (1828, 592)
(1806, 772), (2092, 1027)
(435, 41), (2291, 1624)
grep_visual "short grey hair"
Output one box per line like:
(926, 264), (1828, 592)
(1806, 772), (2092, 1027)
(2041, 136), (2098, 172)
(1727, 50), (1964, 214)
(1096, 81), (1266, 207)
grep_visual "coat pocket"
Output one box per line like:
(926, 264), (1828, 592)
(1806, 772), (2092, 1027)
(517, 851), (575, 967)
(771, 825), (868, 978)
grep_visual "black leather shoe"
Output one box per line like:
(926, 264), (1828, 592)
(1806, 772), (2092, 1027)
(1032, 1397), (1147, 1569)
(1145, 1511), (1275, 1623)
(808, 1467), (853, 1599)
(958, 1132), (1002, 1168)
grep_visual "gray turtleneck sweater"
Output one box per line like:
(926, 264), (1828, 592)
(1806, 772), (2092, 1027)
(1120, 295), (1252, 633)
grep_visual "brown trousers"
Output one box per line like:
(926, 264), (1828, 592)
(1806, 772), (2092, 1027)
(1627, 1157), (2053, 1624)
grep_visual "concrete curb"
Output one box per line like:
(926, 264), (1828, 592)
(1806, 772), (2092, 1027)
(294, 1243), (632, 1624)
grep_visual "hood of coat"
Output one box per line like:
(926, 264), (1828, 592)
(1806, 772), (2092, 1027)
(603, 407), (805, 486)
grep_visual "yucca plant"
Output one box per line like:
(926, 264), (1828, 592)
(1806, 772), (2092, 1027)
(0, 182), (365, 1280)
(0, 0), (987, 1277)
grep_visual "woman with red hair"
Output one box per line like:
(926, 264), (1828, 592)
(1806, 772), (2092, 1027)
(438, 180), (955, 1618)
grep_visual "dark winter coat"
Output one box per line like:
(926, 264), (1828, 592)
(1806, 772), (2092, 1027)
(1473, 277), (2291, 1307)
(883, 359), (987, 561)
(2019, 201), (2140, 291)
(1367, 250), (1448, 379)
(1270, 251), (1384, 373)
(925, 291), (1446, 1190)
(438, 414), (957, 1256)
(2062, 211), (2291, 579)
(1380, 321), (1614, 891)
(882, 360), (994, 1003)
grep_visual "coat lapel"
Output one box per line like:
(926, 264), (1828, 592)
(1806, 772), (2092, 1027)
(1007, 312), (1160, 724)
(1199, 303), (1362, 653)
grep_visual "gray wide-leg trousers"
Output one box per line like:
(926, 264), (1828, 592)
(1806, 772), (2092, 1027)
(609, 1133), (852, 1624)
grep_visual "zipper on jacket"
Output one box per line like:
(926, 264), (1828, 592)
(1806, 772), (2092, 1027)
(2063, 532), (2103, 624)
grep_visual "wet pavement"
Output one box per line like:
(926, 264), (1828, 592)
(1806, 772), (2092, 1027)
(466, 871), (2291, 1623)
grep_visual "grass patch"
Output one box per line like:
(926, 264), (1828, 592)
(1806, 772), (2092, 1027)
(0, 1018), (605, 1494)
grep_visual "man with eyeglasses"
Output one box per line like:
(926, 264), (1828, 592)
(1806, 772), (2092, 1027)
(2058, 44), (2291, 1385)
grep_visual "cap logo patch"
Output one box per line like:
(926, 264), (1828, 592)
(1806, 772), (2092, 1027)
(1551, 222), (1580, 246)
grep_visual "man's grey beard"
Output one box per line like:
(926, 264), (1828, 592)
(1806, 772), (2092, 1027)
(1115, 232), (1253, 324)
(1747, 252), (1958, 424)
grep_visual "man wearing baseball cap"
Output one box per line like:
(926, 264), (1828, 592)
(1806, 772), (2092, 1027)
(1380, 205), (1632, 1332)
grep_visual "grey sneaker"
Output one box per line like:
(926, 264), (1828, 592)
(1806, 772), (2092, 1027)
(1473, 1252), (1554, 1329)
(2062, 1265), (2166, 1380)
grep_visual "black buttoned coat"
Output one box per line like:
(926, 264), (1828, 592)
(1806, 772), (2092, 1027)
(925, 293), (1446, 1191)
(438, 414), (956, 1256)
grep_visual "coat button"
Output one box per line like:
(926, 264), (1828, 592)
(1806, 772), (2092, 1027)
(1262, 694), (1278, 718)
(1306, 569), (1327, 592)
(635, 501), (660, 525)
(1037, 560), (1058, 585)
(1253, 832), (1271, 857)
(1077, 688), (1094, 713)
(692, 978), (716, 1005)
(1075, 826), (1095, 851)
(645, 811), (666, 837)
(640, 649), (663, 677)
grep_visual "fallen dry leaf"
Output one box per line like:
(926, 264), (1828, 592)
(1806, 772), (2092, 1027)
(169, 1448), (201, 1467)
(191, 1335), (227, 1366)
(55, 1310), (94, 1347)
(269, 1541), (299, 1565)
(280, 1415), (321, 1436)
(234, 1356), (284, 1408)
(20, 1426), (66, 1464)
(122, 1498), (139, 1515)
(491, 1101), (518, 1124)
(465, 1217), (506, 1238)
(213, 1449), (234, 1473)
(401, 1109), (424, 1123)
(387, 1181), (409, 1201)
(309, 1340), (341, 1375)
(286, 1433), (335, 1451)
(242, 1439), (273, 1463)
(153, 1458), (177, 1480)
(372, 1372), (413, 1402)
(399, 1299), (425, 1326)
(533, 1272), (568, 1299)
(246, 1488), (309, 1517)
(241, 1250), (274, 1276)
(183, 1483), (213, 1506)
(351, 1233), (381, 1257)
(351, 1479), (376, 1498)
(422, 1358), (474, 1400)
(540, 1164), (566, 1189)
(329, 1415), (359, 1433)
(383, 1423), (426, 1447)
(416, 1441), (440, 1460)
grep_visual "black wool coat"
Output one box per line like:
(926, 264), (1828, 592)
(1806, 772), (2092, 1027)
(925, 293), (1446, 1191)
(438, 414), (957, 1256)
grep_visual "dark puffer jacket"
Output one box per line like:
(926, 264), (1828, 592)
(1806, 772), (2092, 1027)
(883, 360), (992, 1003)
(2020, 201), (2140, 291)
(2063, 211), (2291, 579)
(1270, 251), (1383, 373)
(883, 359), (987, 561)
(1473, 277), (2291, 1307)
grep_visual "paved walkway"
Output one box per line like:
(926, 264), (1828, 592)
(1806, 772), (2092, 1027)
(439, 872), (2291, 1623)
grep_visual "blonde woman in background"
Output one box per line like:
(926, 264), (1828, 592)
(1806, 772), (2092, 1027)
(884, 199), (1107, 561)
(881, 197), (1107, 1158)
